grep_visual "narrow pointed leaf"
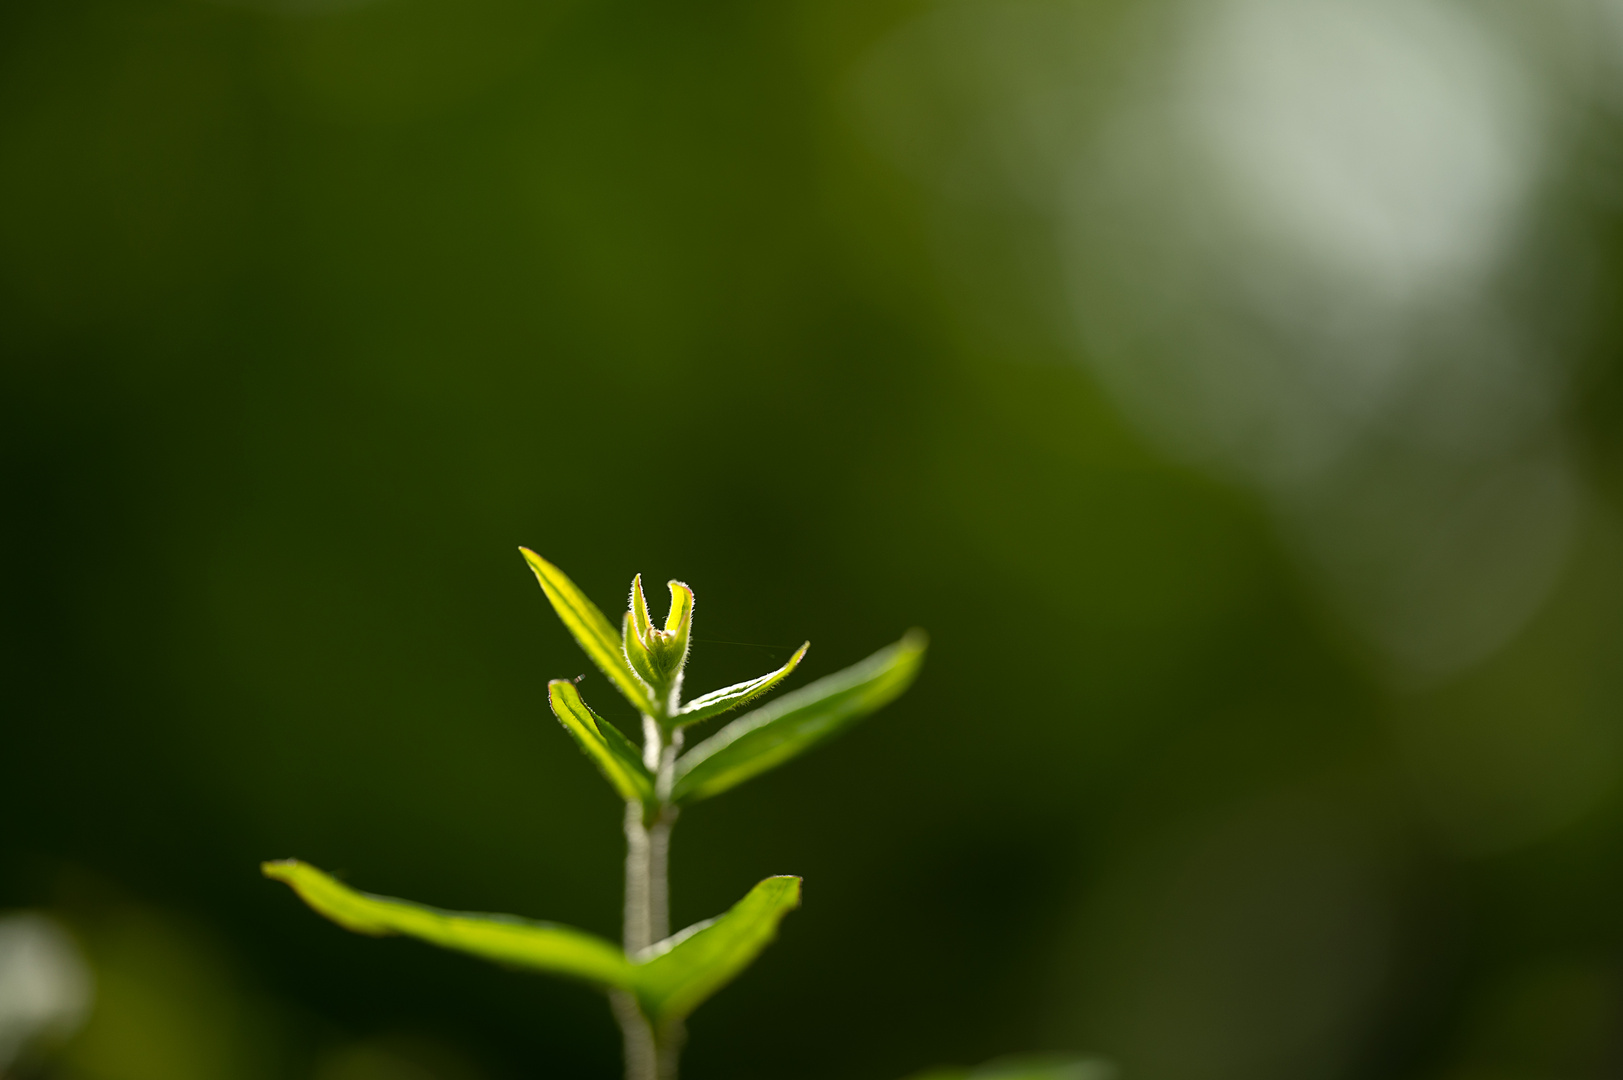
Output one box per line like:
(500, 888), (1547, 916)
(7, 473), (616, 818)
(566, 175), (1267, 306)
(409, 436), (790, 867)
(673, 630), (927, 804)
(521, 548), (653, 713)
(549, 680), (655, 806)
(262, 860), (633, 988)
(632, 875), (800, 1026)
(623, 611), (661, 689)
(677, 642), (810, 727)
(592, 700), (654, 783)
(664, 580), (692, 635)
(630, 574), (653, 641)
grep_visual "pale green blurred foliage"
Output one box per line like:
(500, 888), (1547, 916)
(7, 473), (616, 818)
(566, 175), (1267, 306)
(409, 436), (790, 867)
(850, 8), (1623, 1072)
(0, 913), (92, 1072)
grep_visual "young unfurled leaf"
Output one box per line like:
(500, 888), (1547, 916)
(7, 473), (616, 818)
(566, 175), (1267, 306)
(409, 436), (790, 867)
(623, 609), (661, 689)
(262, 860), (633, 987)
(672, 631), (927, 804)
(548, 681), (655, 807)
(677, 642), (810, 727)
(632, 875), (800, 1027)
(653, 581), (693, 680)
(905, 1058), (1115, 1080)
(623, 571), (694, 691)
(623, 575), (694, 698)
(521, 549), (653, 713)
(629, 573), (653, 641)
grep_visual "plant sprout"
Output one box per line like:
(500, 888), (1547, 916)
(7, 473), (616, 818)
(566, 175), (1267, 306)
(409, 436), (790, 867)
(264, 551), (926, 1080)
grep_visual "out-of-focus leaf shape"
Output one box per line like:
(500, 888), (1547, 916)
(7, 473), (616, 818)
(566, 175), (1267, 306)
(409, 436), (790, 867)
(548, 680), (655, 806)
(904, 1057), (1116, 1080)
(261, 860), (634, 987)
(677, 642), (810, 727)
(521, 549), (653, 713)
(672, 631), (927, 804)
(632, 875), (800, 1026)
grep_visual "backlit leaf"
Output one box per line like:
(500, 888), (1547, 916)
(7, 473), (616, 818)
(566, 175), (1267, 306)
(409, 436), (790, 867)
(672, 631), (926, 804)
(643, 580), (694, 686)
(632, 875), (800, 1026)
(623, 609), (661, 689)
(262, 860), (633, 988)
(548, 680), (655, 806)
(630, 573), (653, 641)
(521, 549), (653, 713)
(677, 642), (810, 727)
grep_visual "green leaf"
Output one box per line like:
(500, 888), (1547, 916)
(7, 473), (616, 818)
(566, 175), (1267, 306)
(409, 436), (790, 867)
(630, 573), (653, 641)
(521, 549), (653, 713)
(672, 630), (927, 804)
(623, 609), (661, 689)
(632, 875), (800, 1026)
(655, 580), (694, 678)
(262, 860), (633, 988)
(677, 642), (810, 727)
(548, 680), (655, 806)
(624, 574), (692, 698)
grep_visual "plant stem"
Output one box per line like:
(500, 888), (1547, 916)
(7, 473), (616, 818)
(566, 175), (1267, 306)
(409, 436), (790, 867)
(623, 801), (653, 954)
(610, 990), (657, 1080)
(616, 717), (684, 1080)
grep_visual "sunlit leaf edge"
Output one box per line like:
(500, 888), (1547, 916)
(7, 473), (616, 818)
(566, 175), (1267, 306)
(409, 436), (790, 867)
(632, 874), (801, 1025)
(671, 630), (927, 803)
(262, 859), (633, 987)
(676, 641), (810, 727)
(520, 549), (653, 713)
(548, 680), (655, 806)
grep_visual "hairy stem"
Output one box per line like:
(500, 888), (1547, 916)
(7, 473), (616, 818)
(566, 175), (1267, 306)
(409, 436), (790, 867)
(647, 815), (671, 944)
(616, 718), (684, 1080)
(623, 802), (653, 954)
(649, 728), (681, 943)
(611, 990), (657, 1080)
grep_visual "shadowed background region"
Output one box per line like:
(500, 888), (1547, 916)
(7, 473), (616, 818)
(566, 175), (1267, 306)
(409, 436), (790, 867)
(5, 0), (1623, 1078)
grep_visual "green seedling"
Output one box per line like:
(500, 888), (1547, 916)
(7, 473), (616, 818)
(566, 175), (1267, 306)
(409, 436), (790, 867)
(265, 551), (926, 1080)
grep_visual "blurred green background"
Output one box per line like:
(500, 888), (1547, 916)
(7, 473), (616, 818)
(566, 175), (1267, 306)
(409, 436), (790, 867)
(5, 0), (1623, 1077)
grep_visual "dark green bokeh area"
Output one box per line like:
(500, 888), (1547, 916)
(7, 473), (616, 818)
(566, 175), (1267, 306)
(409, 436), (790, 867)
(5, 1), (1623, 1078)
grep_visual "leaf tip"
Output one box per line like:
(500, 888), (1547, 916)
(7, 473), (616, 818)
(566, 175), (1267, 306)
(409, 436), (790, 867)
(261, 859), (299, 881)
(665, 581), (694, 629)
(519, 548), (559, 584)
(773, 874), (803, 906)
